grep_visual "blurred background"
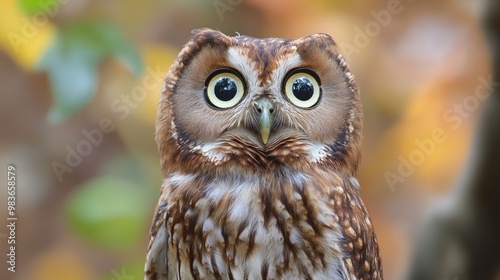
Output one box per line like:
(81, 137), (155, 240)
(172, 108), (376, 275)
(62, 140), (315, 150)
(0, 0), (497, 279)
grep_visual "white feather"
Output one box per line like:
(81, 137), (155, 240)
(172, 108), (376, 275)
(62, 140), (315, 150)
(307, 143), (329, 163)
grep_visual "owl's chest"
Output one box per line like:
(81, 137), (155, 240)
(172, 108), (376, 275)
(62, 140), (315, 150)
(164, 172), (346, 279)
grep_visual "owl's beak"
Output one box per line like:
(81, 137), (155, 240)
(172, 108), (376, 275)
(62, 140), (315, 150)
(255, 98), (275, 145)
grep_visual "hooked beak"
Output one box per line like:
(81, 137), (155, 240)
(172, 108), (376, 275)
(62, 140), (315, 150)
(255, 98), (275, 145)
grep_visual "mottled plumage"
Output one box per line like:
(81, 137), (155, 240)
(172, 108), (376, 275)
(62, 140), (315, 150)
(145, 28), (382, 280)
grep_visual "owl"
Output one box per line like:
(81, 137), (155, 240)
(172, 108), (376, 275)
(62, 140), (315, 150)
(145, 28), (382, 280)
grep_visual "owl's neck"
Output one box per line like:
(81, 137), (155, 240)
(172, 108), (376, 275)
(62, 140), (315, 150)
(165, 165), (359, 204)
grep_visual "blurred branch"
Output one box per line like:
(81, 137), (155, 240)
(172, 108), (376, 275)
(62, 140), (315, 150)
(407, 1), (500, 279)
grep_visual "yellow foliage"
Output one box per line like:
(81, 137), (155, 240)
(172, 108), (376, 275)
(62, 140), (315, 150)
(134, 44), (179, 124)
(380, 82), (472, 190)
(0, 0), (56, 69)
(29, 247), (94, 280)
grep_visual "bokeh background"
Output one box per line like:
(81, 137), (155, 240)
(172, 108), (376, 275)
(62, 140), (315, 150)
(0, 0), (497, 279)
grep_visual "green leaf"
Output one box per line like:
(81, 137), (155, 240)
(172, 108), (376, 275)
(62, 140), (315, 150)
(39, 21), (143, 122)
(66, 176), (149, 252)
(18, 0), (61, 14)
(101, 259), (145, 280)
(97, 23), (143, 77)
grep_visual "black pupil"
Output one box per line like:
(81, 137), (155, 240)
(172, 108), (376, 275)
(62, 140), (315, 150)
(292, 77), (315, 101)
(214, 77), (237, 101)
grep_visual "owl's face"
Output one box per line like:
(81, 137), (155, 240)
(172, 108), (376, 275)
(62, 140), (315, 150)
(157, 29), (362, 175)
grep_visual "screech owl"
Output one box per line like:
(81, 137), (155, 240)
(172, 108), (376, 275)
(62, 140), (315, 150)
(145, 28), (382, 280)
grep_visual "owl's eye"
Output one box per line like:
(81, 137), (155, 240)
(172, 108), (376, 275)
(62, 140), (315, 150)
(283, 70), (321, 108)
(205, 69), (245, 109)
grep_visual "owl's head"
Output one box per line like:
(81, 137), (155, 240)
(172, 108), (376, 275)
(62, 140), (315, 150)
(156, 29), (362, 176)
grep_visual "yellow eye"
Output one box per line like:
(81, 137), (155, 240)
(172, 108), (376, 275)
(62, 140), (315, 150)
(284, 70), (321, 108)
(205, 69), (245, 109)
